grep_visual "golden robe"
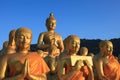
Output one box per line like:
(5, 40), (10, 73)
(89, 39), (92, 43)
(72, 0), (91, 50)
(103, 55), (120, 80)
(65, 63), (89, 80)
(6, 52), (50, 78)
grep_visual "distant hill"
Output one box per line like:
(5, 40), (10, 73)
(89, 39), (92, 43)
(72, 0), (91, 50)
(31, 38), (120, 57)
(80, 38), (120, 56)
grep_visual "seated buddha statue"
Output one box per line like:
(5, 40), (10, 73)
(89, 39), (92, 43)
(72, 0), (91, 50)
(0, 41), (8, 57)
(44, 45), (59, 80)
(80, 47), (88, 56)
(93, 40), (120, 80)
(57, 35), (94, 80)
(0, 27), (50, 80)
(37, 13), (64, 57)
(0, 29), (16, 57)
(6, 29), (16, 54)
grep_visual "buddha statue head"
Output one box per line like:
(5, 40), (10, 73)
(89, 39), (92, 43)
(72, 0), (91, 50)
(2, 41), (8, 49)
(64, 35), (80, 55)
(46, 13), (56, 31)
(99, 40), (113, 56)
(8, 30), (16, 47)
(80, 47), (88, 56)
(15, 27), (32, 51)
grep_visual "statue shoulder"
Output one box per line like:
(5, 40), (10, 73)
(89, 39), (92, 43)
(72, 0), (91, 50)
(39, 32), (46, 36)
(38, 32), (46, 40)
(61, 56), (71, 63)
(0, 54), (11, 63)
(54, 32), (61, 36)
(94, 53), (102, 61)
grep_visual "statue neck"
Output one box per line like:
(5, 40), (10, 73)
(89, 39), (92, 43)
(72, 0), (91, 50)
(68, 51), (77, 56)
(17, 50), (28, 55)
(48, 30), (55, 33)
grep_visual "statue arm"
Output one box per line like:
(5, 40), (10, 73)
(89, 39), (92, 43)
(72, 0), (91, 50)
(58, 36), (64, 53)
(84, 60), (94, 80)
(57, 59), (79, 80)
(86, 64), (94, 80)
(44, 57), (55, 73)
(96, 58), (108, 80)
(87, 66), (94, 80)
(37, 33), (44, 49)
(0, 56), (26, 80)
(0, 56), (7, 79)
(48, 60), (56, 73)
(37, 33), (49, 49)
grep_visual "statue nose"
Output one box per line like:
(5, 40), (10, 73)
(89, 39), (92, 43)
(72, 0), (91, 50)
(23, 37), (27, 43)
(110, 48), (113, 51)
(11, 39), (15, 46)
(75, 44), (80, 48)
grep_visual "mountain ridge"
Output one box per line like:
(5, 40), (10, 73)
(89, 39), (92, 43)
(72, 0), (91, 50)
(30, 38), (120, 57)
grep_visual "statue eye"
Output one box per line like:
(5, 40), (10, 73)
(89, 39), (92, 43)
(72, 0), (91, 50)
(18, 36), (24, 39)
(27, 36), (31, 39)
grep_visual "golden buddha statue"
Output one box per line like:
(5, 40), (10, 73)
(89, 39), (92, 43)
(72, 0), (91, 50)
(93, 40), (120, 80)
(6, 29), (16, 54)
(57, 35), (94, 80)
(0, 41), (8, 57)
(0, 29), (16, 57)
(0, 27), (50, 80)
(44, 45), (59, 80)
(80, 47), (88, 56)
(37, 13), (64, 57)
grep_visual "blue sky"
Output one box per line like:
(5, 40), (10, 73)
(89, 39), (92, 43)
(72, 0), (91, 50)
(0, 0), (120, 49)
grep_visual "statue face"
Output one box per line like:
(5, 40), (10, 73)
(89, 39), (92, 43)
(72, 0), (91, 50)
(10, 36), (15, 46)
(9, 30), (16, 47)
(80, 47), (88, 56)
(69, 37), (80, 54)
(102, 41), (113, 56)
(46, 19), (56, 30)
(3, 41), (8, 49)
(16, 31), (32, 50)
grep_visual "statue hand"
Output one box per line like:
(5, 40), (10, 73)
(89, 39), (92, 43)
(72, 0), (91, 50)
(75, 60), (83, 70)
(19, 59), (28, 79)
(84, 60), (92, 68)
(25, 59), (32, 79)
(25, 59), (46, 80)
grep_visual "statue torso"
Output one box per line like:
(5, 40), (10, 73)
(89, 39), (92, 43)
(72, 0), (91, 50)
(43, 32), (61, 47)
